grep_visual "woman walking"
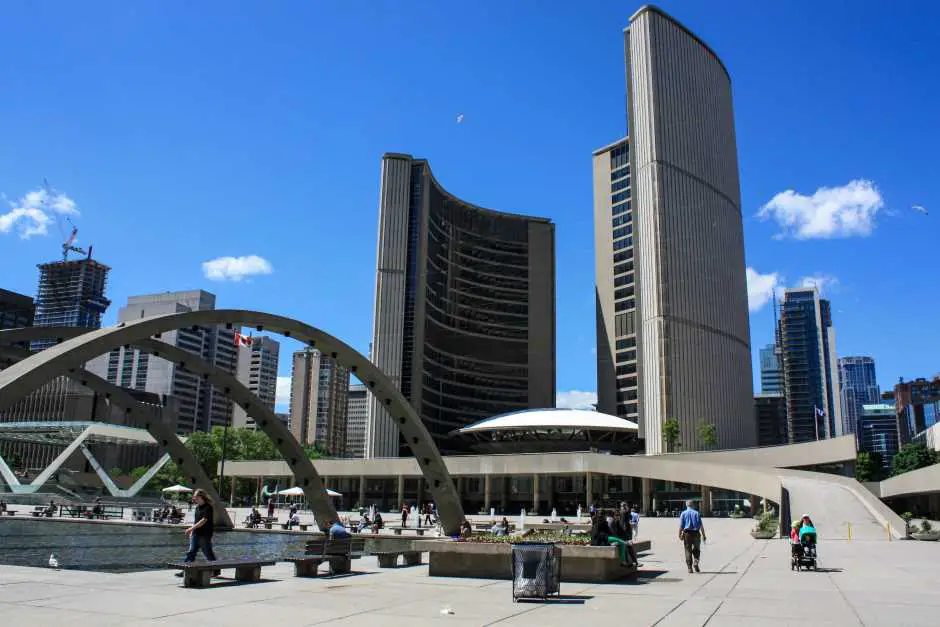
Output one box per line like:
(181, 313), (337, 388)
(176, 489), (218, 577)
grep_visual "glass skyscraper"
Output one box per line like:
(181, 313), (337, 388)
(858, 403), (899, 473)
(838, 356), (880, 437)
(778, 287), (842, 442)
(759, 344), (784, 394)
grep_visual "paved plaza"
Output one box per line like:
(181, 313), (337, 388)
(1, 519), (937, 626)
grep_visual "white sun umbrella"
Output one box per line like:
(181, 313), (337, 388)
(278, 486), (341, 498)
(162, 484), (193, 494)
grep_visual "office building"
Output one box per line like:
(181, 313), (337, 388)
(777, 287), (842, 443)
(232, 336), (280, 429)
(594, 6), (754, 453)
(759, 344), (784, 394)
(31, 258), (111, 351)
(838, 356), (880, 437)
(883, 376), (940, 443)
(755, 393), (788, 447)
(0, 288), (35, 330)
(593, 139), (638, 421)
(289, 349), (349, 456)
(86, 290), (236, 433)
(345, 383), (369, 459)
(367, 153), (555, 457)
(1, 257), (111, 423)
(858, 403), (900, 474)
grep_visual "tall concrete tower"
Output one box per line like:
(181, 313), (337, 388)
(597, 6), (755, 453)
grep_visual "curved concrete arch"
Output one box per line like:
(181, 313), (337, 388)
(0, 311), (467, 534)
(131, 338), (340, 528)
(1, 329), (340, 527)
(0, 340), (232, 528)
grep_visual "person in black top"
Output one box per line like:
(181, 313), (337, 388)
(176, 489), (218, 576)
(590, 512), (612, 547)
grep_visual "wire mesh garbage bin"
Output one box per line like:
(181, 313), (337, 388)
(510, 543), (561, 601)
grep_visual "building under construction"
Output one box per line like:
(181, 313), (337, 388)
(31, 257), (111, 351)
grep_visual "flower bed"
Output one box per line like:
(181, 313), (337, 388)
(461, 532), (590, 545)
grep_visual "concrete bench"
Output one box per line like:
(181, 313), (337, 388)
(2, 510), (16, 516)
(374, 550), (423, 568)
(297, 537), (366, 576)
(166, 559), (275, 588)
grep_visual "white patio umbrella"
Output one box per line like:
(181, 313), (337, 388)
(278, 486), (342, 497)
(161, 484), (193, 494)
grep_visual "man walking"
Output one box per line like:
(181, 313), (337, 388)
(678, 499), (706, 573)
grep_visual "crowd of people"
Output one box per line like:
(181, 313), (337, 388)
(590, 503), (641, 567)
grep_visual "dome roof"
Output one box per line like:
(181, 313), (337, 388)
(457, 408), (639, 434)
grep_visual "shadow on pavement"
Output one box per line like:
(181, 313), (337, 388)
(517, 595), (593, 605)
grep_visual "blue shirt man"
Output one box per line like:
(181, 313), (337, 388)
(678, 500), (706, 573)
(329, 520), (350, 539)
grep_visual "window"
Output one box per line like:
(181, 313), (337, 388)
(613, 236), (632, 250)
(615, 285), (634, 300)
(612, 213), (631, 227)
(616, 349), (636, 363)
(610, 164), (630, 180)
(615, 311), (635, 336)
(612, 201), (630, 216)
(611, 177), (630, 193)
(613, 250), (633, 264)
(611, 191), (630, 204)
(616, 363), (637, 376)
(614, 298), (635, 311)
(609, 144), (628, 170)
(614, 273), (633, 287)
(612, 224), (632, 239)
(616, 337), (636, 349)
(614, 260), (633, 275)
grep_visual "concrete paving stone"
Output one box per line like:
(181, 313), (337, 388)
(0, 601), (132, 626)
(21, 587), (235, 618)
(0, 581), (108, 603)
(853, 604), (940, 627)
(715, 597), (858, 622)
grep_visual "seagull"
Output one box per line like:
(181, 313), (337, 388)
(455, 113), (464, 124)
(48, 553), (60, 569)
(913, 204), (928, 215)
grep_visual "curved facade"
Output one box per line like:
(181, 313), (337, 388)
(624, 6), (755, 452)
(369, 154), (555, 457)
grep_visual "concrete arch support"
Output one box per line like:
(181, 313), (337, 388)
(0, 311), (466, 535)
(0, 338), (232, 528)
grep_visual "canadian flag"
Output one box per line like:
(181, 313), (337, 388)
(234, 331), (253, 347)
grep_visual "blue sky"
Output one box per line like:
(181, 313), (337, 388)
(1, 1), (938, 410)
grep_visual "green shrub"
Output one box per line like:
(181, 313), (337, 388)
(754, 512), (779, 533)
(921, 520), (933, 532)
(462, 532), (590, 545)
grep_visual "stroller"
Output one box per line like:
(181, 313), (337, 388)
(791, 529), (817, 571)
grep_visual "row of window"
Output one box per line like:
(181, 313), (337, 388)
(616, 363), (637, 376)
(615, 285), (634, 300)
(613, 250), (632, 264)
(610, 164), (629, 181)
(617, 389), (638, 402)
(613, 224), (633, 240)
(612, 200), (631, 216)
(613, 236), (633, 251)
(616, 337), (636, 350)
(615, 349), (636, 363)
(613, 272), (633, 288)
(612, 212), (632, 228)
(611, 177), (631, 193)
(609, 144), (628, 170)
(611, 190), (630, 205)
(615, 297), (636, 312)
(614, 260), (634, 276)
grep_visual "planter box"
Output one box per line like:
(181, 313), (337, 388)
(750, 530), (776, 539)
(911, 531), (940, 541)
(414, 540), (652, 583)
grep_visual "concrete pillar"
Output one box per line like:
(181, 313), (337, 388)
(484, 474), (492, 511)
(585, 471), (592, 510)
(532, 474), (540, 513)
(547, 475), (555, 510)
(501, 476), (509, 512)
(641, 477), (652, 515)
(229, 476), (236, 505)
(396, 475), (404, 508)
(701, 485), (712, 516)
(358, 476), (366, 509)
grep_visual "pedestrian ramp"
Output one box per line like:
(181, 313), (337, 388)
(783, 476), (898, 541)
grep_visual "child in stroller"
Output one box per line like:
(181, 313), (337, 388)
(790, 519), (818, 571)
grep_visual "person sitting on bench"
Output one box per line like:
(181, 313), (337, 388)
(329, 519), (350, 539)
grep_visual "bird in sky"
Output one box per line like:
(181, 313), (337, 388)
(913, 204), (928, 215)
(456, 113), (464, 124)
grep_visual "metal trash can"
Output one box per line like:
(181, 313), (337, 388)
(510, 542), (561, 601)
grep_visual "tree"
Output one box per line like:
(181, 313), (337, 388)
(856, 451), (886, 482)
(108, 467), (124, 478)
(891, 443), (938, 477)
(186, 431), (220, 479)
(663, 419), (680, 453)
(698, 423), (718, 450)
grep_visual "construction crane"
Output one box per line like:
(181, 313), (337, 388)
(42, 178), (91, 262)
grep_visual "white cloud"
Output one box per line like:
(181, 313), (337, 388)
(746, 267), (780, 312)
(797, 274), (839, 296)
(0, 185), (79, 239)
(202, 255), (273, 281)
(275, 376), (291, 410)
(757, 179), (883, 239)
(556, 390), (597, 410)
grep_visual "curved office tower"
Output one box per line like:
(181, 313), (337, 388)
(367, 154), (555, 457)
(626, 6), (755, 453)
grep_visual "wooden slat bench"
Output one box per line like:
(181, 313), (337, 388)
(291, 537), (366, 577)
(166, 559), (276, 588)
(374, 550), (423, 568)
